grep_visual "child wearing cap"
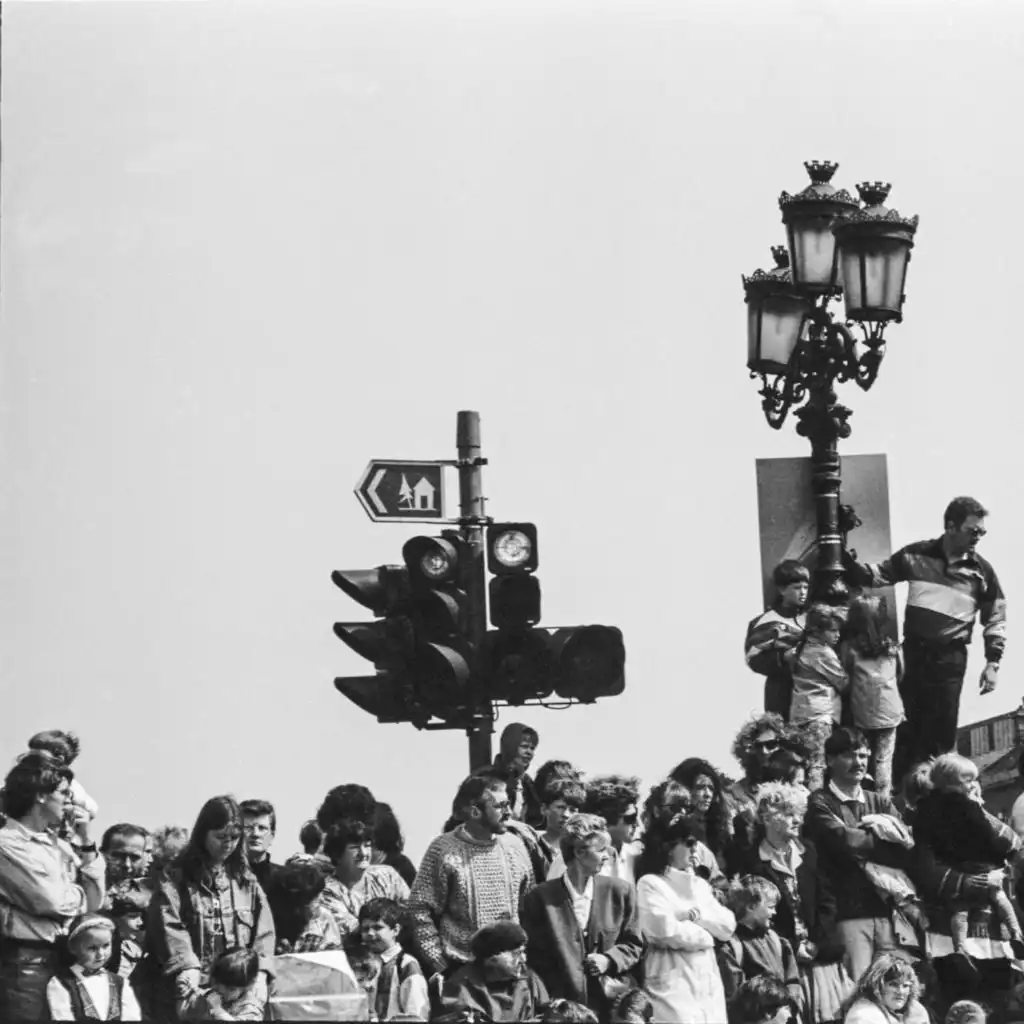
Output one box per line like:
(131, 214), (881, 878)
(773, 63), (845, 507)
(46, 914), (142, 1021)
(440, 920), (549, 1021)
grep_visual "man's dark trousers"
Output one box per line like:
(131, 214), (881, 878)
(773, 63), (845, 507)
(893, 639), (968, 785)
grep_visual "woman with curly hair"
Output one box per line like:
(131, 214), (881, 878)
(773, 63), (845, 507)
(583, 775), (642, 884)
(636, 813), (736, 1022)
(747, 783), (853, 1023)
(320, 818), (409, 938)
(842, 952), (929, 1023)
(668, 759), (732, 871)
(637, 780), (722, 885)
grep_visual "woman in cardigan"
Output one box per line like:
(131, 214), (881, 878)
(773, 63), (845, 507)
(747, 782), (851, 1024)
(143, 795), (275, 1021)
(521, 813), (643, 1016)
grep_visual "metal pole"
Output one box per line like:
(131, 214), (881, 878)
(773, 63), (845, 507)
(796, 381), (852, 606)
(456, 411), (493, 770)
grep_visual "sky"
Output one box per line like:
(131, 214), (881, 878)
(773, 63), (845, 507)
(2, 0), (1024, 862)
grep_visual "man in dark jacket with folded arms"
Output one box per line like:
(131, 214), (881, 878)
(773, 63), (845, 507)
(804, 727), (918, 981)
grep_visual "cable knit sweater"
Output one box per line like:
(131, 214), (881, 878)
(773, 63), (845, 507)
(408, 825), (535, 975)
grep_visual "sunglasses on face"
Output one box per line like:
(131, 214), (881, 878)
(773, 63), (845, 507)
(964, 526), (987, 538)
(620, 814), (638, 826)
(754, 740), (779, 752)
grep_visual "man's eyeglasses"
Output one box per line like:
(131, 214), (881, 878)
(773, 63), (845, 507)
(964, 526), (987, 539)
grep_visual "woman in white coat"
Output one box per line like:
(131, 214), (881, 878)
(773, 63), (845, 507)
(636, 812), (736, 1023)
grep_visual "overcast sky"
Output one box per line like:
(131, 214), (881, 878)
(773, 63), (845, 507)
(3, 0), (1023, 859)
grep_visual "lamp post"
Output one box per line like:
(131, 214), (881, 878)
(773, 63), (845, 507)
(743, 162), (919, 604)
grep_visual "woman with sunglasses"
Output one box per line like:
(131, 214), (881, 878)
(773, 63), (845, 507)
(636, 813), (736, 1023)
(141, 795), (275, 1021)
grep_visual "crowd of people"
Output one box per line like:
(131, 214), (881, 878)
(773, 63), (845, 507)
(0, 494), (1019, 1023)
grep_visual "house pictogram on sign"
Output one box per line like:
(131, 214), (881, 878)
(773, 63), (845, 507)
(397, 474), (437, 512)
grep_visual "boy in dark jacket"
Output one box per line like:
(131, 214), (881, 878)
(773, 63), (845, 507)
(744, 560), (810, 720)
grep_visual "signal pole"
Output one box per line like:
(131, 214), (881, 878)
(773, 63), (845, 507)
(456, 411), (493, 770)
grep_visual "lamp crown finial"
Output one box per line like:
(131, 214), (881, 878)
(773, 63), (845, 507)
(771, 245), (789, 269)
(857, 181), (892, 208)
(804, 160), (839, 184)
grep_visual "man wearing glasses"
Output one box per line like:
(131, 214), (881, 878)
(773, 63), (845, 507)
(845, 495), (1006, 783)
(408, 772), (535, 986)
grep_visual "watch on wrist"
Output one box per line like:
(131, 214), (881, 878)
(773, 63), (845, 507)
(79, 842), (97, 853)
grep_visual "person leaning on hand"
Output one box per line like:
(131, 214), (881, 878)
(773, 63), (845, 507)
(0, 751), (106, 1021)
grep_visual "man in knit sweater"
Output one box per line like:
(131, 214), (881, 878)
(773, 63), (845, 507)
(408, 772), (535, 981)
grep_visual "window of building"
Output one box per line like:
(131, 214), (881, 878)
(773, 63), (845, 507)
(971, 725), (991, 756)
(993, 717), (1015, 751)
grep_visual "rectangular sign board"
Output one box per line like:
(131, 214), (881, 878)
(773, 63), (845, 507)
(355, 460), (448, 523)
(755, 453), (899, 640)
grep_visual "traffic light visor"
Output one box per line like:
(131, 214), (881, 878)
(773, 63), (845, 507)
(332, 566), (406, 615)
(403, 537), (460, 585)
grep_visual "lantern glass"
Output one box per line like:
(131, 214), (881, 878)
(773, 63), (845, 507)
(747, 293), (808, 374)
(838, 240), (910, 322)
(788, 219), (839, 290)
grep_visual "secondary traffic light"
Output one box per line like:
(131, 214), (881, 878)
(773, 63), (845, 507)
(551, 625), (626, 701)
(487, 523), (540, 630)
(332, 565), (421, 724)
(402, 533), (472, 712)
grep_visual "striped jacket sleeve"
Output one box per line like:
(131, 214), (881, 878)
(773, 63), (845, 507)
(979, 564), (1007, 662)
(845, 547), (910, 589)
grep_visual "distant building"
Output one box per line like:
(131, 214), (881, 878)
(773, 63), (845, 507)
(955, 699), (1024, 818)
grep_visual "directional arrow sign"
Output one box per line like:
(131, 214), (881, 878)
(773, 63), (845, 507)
(354, 460), (448, 523)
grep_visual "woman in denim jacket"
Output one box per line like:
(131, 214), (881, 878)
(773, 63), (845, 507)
(141, 795), (276, 1021)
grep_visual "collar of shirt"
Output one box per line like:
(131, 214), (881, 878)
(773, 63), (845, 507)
(3, 817), (58, 847)
(563, 873), (594, 932)
(378, 943), (403, 964)
(829, 780), (865, 804)
(758, 837), (803, 877)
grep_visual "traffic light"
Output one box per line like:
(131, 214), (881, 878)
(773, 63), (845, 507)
(550, 625), (626, 701)
(487, 524), (540, 629)
(332, 565), (421, 724)
(402, 533), (472, 712)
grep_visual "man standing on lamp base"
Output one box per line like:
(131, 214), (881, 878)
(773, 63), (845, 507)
(844, 496), (1006, 785)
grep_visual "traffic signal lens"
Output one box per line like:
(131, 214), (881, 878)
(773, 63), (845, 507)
(493, 530), (532, 569)
(419, 550), (452, 580)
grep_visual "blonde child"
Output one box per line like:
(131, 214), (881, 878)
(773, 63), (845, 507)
(46, 914), (142, 1021)
(914, 753), (1024, 959)
(717, 876), (802, 1012)
(785, 604), (848, 791)
(839, 595), (904, 799)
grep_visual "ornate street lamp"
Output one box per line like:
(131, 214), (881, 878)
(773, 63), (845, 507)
(743, 162), (919, 604)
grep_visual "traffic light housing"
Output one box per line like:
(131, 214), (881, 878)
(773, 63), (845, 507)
(332, 565), (422, 724)
(487, 523), (540, 630)
(551, 625), (626, 701)
(402, 533), (472, 712)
